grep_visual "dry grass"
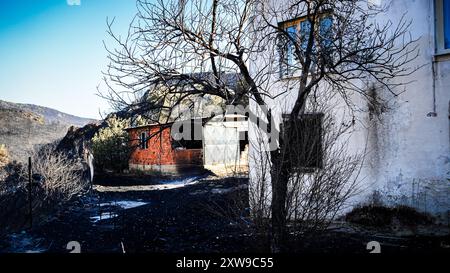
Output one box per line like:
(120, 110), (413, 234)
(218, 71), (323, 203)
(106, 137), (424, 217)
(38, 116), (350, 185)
(0, 144), (9, 168)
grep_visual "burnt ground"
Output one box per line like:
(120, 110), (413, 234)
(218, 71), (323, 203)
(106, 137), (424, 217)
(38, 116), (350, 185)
(0, 174), (449, 254)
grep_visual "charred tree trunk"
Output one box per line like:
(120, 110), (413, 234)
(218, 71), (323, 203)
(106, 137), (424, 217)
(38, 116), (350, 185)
(270, 149), (289, 253)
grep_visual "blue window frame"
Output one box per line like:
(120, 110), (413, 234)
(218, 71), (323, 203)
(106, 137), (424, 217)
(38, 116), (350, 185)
(436, 0), (450, 53)
(444, 0), (450, 49)
(320, 16), (333, 48)
(280, 15), (333, 77)
(286, 25), (298, 75)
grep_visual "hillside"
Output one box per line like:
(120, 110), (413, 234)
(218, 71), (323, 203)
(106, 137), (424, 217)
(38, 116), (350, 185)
(0, 100), (96, 162)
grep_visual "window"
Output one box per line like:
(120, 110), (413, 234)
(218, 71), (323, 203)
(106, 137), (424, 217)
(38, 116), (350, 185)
(140, 132), (148, 150)
(279, 18), (305, 77)
(171, 121), (203, 150)
(239, 131), (249, 153)
(300, 20), (312, 51)
(279, 15), (333, 77)
(278, 20), (300, 77)
(319, 16), (333, 49)
(436, 0), (450, 54)
(280, 113), (323, 172)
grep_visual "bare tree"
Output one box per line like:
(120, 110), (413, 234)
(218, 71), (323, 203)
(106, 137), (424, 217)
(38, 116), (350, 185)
(100, 0), (419, 252)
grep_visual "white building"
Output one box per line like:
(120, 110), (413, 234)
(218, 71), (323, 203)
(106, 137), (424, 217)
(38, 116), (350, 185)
(248, 0), (450, 218)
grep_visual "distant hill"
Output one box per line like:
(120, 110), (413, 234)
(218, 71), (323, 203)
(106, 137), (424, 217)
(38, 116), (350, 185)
(0, 100), (97, 162)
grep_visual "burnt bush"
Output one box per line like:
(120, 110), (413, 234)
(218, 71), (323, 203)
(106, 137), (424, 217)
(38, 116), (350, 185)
(0, 146), (89, 234)
(0, 183), (53, 233)
(393, 206), (435, 226)
(345, 205), (435, 228)
(345, 205), (393, 227)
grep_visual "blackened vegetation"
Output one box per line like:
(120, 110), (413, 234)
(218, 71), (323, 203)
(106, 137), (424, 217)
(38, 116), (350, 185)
(0, 177), (253, 253)
(345, 205), (435, 228)
(1, 175), (448, 254)
(56, 124), (101, 159)
(0, 145), (89, 234)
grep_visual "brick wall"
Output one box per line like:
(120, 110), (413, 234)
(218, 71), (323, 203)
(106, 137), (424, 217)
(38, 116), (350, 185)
(128, 125), (203, 167)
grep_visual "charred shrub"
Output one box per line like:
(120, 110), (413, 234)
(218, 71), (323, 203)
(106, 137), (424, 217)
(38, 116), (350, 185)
(345, 205), (435, 228)
(0, 146), (89, 233)
(345, 205), (394, 227)
(393, 206), (434, 226)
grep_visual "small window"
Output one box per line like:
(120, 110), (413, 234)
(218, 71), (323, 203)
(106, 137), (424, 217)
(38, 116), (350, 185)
(279, 15), (333, 77)
(280, 113), (323, 172)
(436, 0), (450, 54)
(140, 132), (148, 150)
(279, 18), (304, 77)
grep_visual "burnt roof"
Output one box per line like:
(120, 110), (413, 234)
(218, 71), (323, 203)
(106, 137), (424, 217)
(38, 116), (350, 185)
(124, 117), (205, 131)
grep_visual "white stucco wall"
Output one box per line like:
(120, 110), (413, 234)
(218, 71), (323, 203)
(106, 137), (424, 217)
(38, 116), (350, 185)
(248, 0), (450, 218)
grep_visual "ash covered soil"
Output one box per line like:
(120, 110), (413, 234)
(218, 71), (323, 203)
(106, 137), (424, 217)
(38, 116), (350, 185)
(0, 174), (449, 254)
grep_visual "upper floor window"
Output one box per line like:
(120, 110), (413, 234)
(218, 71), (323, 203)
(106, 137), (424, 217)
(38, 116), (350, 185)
(436, 0), (450, 54)
(280, 19), (303, 77)
(279, 15), (333, 78)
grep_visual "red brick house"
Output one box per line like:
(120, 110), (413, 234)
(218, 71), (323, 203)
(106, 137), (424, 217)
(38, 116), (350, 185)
(126, 122), (204, 175)
(126, 115), (249, 175)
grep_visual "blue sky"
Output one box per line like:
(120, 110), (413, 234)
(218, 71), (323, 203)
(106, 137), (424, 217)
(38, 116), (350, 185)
(0, 0), (140, 119)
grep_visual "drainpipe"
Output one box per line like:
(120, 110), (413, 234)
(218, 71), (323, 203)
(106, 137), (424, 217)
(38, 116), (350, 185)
(428, 0), (438, 118)
(427, 57), (438, 118)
